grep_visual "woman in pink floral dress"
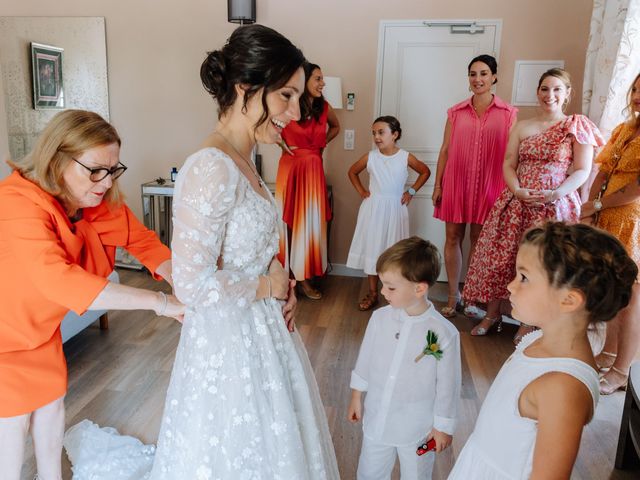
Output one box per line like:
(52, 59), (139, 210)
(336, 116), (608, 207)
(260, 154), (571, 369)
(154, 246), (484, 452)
(462, 68), (604, 342)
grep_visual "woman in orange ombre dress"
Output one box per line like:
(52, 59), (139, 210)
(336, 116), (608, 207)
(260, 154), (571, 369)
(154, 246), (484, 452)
(0, 110), (184, 480)
(276, 62), (340, 299)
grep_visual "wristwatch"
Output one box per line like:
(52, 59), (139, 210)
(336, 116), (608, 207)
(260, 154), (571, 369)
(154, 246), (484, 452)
(407, 187), (416, 196)
(593, 199), (603, 211)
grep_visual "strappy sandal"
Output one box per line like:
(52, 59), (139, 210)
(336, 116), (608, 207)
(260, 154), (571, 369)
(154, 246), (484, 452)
(441, 295), (463, 318)
(595, 351), (617, 373)
(358, 292), (379, 311)
(471, 316), (502, 336)
(599, 366), (628, 395)
(463, 304), (482, 319)
(513, 323), (538, 345)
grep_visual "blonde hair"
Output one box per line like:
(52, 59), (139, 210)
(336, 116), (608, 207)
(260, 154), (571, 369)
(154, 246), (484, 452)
(537, 68), (572, 111)
(10, 110), (122, 212)
(624, 72), (640, 128)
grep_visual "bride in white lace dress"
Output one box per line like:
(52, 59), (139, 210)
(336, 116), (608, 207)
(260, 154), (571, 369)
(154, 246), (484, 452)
(64, 25), (339, 479)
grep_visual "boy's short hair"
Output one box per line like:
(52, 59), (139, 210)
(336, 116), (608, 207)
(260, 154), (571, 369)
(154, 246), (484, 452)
(376, 236), (441, 286)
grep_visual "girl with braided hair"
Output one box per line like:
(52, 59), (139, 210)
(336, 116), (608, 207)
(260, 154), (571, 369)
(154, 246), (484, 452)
(449, 222), (637, 479)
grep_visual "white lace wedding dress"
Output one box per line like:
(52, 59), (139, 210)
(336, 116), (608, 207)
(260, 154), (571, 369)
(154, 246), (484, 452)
(64, 148), (340, 479)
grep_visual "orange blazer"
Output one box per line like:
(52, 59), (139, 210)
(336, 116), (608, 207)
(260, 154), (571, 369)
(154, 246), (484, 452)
(0, 171), (171, 416)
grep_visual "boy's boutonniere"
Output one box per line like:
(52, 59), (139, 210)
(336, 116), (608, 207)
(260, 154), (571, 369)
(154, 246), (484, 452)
(414, 330), (443, 362)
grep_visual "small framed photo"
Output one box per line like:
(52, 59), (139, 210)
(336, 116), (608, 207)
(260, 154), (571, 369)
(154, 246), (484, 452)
(31, 42), (64, 109)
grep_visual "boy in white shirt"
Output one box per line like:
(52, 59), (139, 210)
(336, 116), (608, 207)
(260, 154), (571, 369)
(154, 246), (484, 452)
(348, 236), (461, 480)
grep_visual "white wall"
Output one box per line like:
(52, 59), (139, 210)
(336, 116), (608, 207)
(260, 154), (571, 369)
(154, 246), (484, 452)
(0, 1), (595, 263)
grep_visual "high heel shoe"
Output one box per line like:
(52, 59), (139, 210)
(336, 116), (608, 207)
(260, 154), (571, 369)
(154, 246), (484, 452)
(441, 294), (463, 318)
(595, 351), (617, 373)
(513, 323), (537, 345)
(599, 366), (628, 395)
(470, 316), (502, 336)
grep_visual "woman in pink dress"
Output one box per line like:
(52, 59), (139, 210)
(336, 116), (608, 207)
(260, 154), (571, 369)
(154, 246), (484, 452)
(463, 68), (604, 342)
(433, 55), (517, 318)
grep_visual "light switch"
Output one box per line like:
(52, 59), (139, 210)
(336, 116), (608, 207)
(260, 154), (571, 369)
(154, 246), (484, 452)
(344, 129), (355, 150)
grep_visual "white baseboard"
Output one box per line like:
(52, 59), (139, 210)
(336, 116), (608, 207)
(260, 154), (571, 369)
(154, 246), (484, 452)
(328, 263), (367, 278)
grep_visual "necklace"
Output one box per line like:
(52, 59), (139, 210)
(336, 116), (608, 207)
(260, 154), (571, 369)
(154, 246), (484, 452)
(214, 131), (264, 188)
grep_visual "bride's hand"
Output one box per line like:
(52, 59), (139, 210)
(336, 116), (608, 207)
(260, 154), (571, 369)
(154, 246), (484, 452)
(282, 279), (297, 332)
(268, 259), (290, 300)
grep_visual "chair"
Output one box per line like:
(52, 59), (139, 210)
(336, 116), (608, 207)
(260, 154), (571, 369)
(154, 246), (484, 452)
(615, 361), (640, 469)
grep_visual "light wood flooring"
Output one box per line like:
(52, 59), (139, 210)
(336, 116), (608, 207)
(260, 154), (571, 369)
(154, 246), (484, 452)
(21, 270), (640, 479)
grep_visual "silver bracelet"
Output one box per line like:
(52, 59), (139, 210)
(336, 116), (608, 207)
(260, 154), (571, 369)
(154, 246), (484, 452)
(158, 291), (167, 316)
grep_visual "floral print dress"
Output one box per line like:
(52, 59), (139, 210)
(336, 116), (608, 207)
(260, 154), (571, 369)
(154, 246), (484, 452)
(463, 115), (604, 303)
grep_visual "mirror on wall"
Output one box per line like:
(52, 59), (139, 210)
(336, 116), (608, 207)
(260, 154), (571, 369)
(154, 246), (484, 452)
(0, 16), (109, 177)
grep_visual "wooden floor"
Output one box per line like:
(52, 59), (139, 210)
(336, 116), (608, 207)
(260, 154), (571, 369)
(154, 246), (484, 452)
(21, 270), (640, 479)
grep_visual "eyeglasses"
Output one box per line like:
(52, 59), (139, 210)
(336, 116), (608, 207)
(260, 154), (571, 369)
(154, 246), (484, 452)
(72, 157), (127, 182)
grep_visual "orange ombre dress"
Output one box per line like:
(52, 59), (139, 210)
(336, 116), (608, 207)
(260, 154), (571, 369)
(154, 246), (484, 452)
(276, 101), (332, 280)
(0, 171), (170, 417)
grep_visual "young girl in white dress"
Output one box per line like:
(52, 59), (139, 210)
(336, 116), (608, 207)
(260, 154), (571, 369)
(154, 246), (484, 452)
(448, 222), (637, 479)
(347, 116), (430, 311)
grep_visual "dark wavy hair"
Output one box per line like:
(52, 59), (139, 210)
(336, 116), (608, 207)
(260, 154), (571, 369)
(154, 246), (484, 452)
(300, 62), (325, 123)
(200, 24), (305, 129)
(521, 222), (637, 323)
(373, 115), (402, 141)
(468, 54), (498, 85)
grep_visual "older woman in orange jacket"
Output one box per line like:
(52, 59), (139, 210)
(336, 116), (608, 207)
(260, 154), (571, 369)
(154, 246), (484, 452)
(0, 110), (184, 480)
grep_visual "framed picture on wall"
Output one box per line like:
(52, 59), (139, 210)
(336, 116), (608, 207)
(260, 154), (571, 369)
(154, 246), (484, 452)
(30, 42), (64, 109)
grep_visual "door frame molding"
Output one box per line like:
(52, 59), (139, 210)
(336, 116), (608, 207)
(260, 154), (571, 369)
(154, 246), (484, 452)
(374, 19), (504, 117)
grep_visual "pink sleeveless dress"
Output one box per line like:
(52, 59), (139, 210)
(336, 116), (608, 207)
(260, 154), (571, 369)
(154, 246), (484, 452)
(434, 96), (517, 224)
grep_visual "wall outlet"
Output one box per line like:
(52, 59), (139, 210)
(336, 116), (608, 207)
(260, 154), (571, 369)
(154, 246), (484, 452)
(344, 129), (355, 150)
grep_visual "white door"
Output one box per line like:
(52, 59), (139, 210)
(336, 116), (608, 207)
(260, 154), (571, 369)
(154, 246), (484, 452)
(375, 20), (501, 280)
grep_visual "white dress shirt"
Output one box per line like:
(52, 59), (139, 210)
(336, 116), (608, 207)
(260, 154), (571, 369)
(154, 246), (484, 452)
(351, 303), (461, 445)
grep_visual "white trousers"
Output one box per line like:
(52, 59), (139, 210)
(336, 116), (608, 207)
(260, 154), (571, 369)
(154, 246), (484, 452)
(357, 435), (435, 480)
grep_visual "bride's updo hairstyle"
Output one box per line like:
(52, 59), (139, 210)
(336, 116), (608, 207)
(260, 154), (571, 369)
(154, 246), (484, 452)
(200, 24), (305, 129)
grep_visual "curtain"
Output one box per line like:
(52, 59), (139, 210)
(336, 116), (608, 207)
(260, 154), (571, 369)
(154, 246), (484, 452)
(582, 0), (640, 137)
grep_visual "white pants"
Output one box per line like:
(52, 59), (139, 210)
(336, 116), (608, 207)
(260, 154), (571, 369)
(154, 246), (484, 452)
(357, 435), (435, 480)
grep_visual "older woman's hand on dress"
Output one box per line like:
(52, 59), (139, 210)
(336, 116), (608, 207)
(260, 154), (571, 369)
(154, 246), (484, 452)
(282, 279), (297, 332)
(154, 292), (186, 323)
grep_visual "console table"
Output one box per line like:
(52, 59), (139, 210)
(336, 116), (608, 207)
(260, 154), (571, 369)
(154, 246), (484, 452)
(141, 179), (175, 247)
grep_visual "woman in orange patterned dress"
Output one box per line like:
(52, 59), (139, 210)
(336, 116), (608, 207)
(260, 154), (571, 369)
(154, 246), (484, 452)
(0, 110), (184, 480)
(275, 63), (340, 299)
(581, 72), (640, 394)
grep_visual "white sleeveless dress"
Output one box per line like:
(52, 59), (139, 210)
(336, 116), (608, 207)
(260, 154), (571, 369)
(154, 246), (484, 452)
(346, 148), (410, 275)
(448, 330), (599, 479)
(63, 148), (339, 479)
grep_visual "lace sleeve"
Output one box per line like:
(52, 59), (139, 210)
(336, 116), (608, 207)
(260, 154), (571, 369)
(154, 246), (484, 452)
(171, 149), (259, 309)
